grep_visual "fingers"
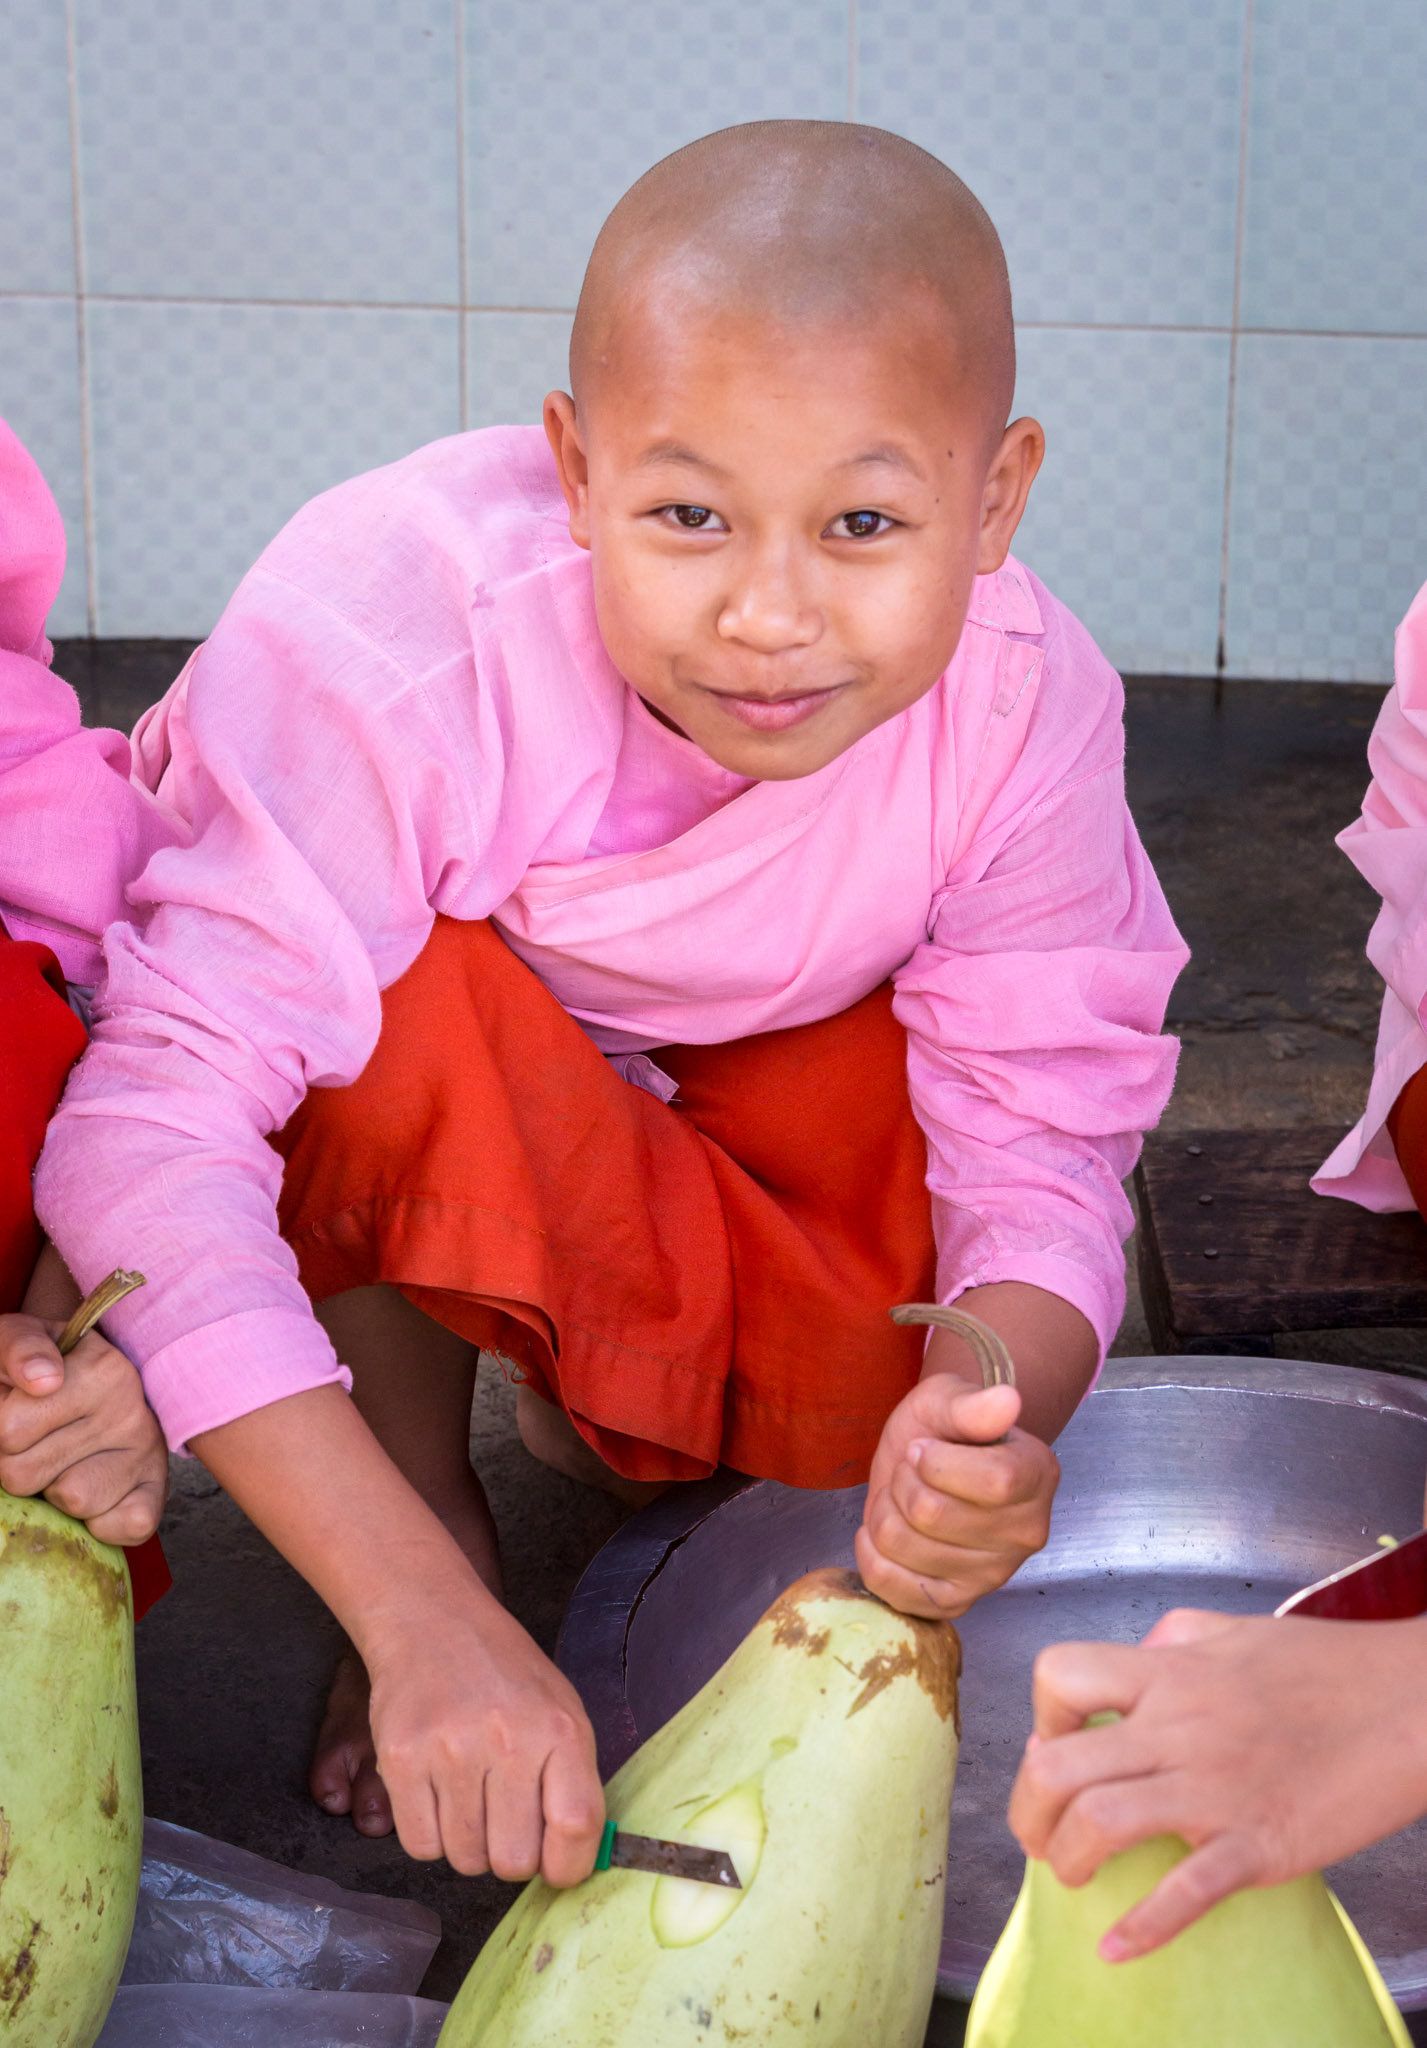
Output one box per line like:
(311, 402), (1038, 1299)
(1029, 1638), (1155, 1739)
(539, 1731), (606, 1888)
(1142, 1606), (1237, 1649)
(0, 1315), (65, 1396)
(1009, 1704), (1152, 1857)
(1100, 1834), (1264, 1961)
(917, 1377), (1023, 1445)
(854, 1522), (983, 1618)
(81, 1479), (167, 1547)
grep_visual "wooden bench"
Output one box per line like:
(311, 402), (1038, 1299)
(1134, 1126), (1427, 1354)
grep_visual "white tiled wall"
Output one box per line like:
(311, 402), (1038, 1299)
(2, 0), (1423, 674)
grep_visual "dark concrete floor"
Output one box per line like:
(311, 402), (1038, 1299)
(57, 644), (1420, 2010)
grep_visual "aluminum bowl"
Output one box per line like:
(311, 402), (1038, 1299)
(557, 1357), (1427, 2006)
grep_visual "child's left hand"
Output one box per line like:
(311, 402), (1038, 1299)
(0, 1314), (168, 1543)
(856, 1373), (1059, 1618)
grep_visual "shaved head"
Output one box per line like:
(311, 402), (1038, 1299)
(570, 121), (1015, 448)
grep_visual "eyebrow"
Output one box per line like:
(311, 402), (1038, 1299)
(634, 440), (732, 478)
(835, 444), (929, 482)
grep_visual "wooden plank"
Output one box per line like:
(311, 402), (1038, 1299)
(1135, 1127), (1427, 1340)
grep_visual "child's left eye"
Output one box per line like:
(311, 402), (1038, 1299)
(832, 510), (891, 539)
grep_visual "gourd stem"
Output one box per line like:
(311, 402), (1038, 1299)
(56, 1268), (147, 1357)
(888, 1303), (1017, 1392)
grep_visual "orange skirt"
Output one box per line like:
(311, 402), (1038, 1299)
(1389, 1065), (1427, 1218)
(272, 917), (935, 1489)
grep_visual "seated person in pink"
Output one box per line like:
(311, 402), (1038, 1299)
(0, 415), (177, 1605)
(1006, 580), (1427, 1965)
(37, 123), (1188, 1885)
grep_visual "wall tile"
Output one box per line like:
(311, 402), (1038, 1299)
(1225, 335), (1427, 683)
(0, 299), (88, 636)
(75, 0), (460, 305)
(463, 0), (847, 308)
(1011, 326), (1230, 676)
(858, 0), (1244, 329)
(466, 311), (574, 429)
(1, 0), (76, 294)
(87, 302), (460, 636)
(1241, 0), (1427, 336)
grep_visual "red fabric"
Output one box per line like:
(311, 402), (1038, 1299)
(273, 916), (937, 1490)
(0, 934), (85, 1307)
(1388, 1066), (1427, 1219)
(0, 929), (169, 1615)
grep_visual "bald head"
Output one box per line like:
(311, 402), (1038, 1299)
(570, 121), (1014, 447)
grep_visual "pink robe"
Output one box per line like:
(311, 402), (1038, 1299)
(35, 426), (1188, 1451)
(0, 417), (182, 987)
(1314, 580), (1427, 1209)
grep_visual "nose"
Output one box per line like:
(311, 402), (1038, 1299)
(715, 540), (822, 656)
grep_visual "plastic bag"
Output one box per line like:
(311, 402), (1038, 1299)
(123, 1819), (441, 1994)
(96, 1984), (449, 2047)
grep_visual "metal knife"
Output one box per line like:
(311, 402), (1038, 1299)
(595, 1820), (741, 1889)
(1276, 1527), (1427, 1622)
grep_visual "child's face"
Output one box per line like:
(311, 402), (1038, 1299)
(546, 295), (1042, 780)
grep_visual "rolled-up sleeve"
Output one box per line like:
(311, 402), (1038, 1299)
(894, 690), (1188, 1363)
(34, 575), (471, 1451)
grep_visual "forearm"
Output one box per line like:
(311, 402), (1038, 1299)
(20, 1239), (83, 1321)
(190, 1385), (497, 1666)
(922, 1280), (1096, 1441)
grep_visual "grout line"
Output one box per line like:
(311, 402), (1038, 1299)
(847, 0), (858, 121)
(4, 281), (1424, 352)
(454, 0), (469, 430)
(1217, 0), (1255, 681)
(4, 289), (1419, 344)
(63, 0), (98, 636)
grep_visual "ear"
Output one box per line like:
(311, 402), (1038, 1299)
(543, 390), (592, 549)
(976, 416), (1045, 576)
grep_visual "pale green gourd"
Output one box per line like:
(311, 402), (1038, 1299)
(966, 1832), (1411, 2048)
(0, 1488), (142, 2047)
(438, 1567), (962, 2048)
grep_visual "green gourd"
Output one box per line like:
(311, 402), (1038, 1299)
(438, 1567), (962, 2047)
(965, 1832), (1411, 2047)
(0, 1488), (142, 2047)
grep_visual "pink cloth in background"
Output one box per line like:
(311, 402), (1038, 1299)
(1314, 579), (1427, 1210)
(36, 426), (1188, 1452)
(0, 418), (184, 987)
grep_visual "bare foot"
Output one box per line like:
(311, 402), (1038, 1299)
(515, 1387), (668, 1508)
(309, 1643), (395, 1834)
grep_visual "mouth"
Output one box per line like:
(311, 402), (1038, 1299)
(703, 684), (843, 733)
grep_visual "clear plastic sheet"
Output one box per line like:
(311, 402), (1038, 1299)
(96, 1984), (449, 2047)
(123, 1819), (442, 1994)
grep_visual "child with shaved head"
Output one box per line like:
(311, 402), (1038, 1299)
(37, 122), (1186, 1884)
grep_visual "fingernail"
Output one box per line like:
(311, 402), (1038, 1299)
(1099, 1932), (1133, 1964)
(18, 1361), (61, 1390)
(908, 1438), (932, 1467)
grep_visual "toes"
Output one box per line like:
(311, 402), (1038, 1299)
(350, 1758), (395, 1837)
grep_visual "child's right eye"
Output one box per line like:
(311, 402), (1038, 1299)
(668, 504), (717, 529)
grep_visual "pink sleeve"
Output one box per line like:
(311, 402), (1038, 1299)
(34, 570), (477, 1451)
(894, 629), (1188, 1365)
(0, 416), (183, 985)
(1313, 579), (1427, 1208)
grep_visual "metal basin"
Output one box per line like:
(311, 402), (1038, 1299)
(557, 1357), (1427, 2006)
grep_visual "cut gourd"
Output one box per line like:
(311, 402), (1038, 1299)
(437, 1567), (962, 2047)
(650, 1777), (766, 1947)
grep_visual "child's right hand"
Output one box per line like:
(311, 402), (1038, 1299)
(362, 1589), (606, 1885)
(0, 1313), (168, 1542)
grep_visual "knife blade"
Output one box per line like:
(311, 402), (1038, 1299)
(595, 1821), (741, 1889)
(1275, 1527), (1427, 1622)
